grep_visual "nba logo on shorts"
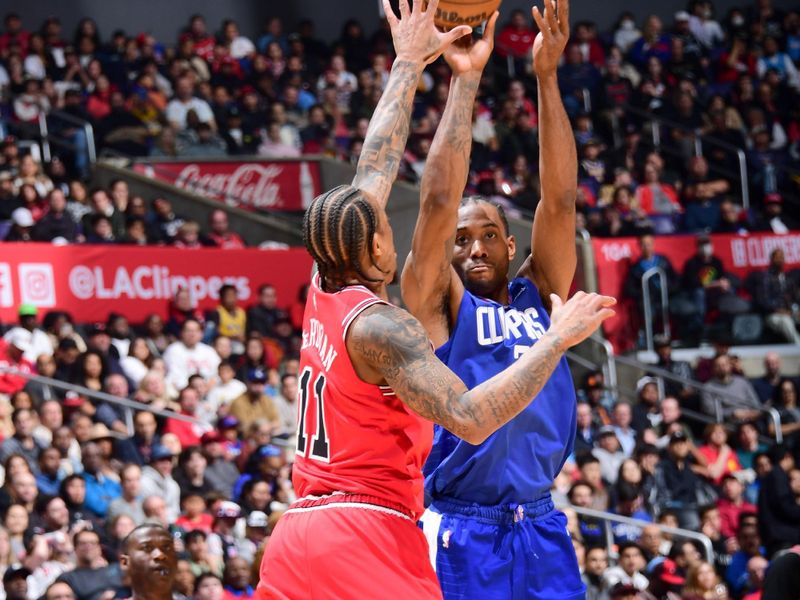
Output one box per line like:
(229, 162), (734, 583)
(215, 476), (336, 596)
(18, 263), (56, 307)
(0, 264), (13, 308)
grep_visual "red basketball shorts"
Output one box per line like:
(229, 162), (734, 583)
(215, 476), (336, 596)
(256, 493), (442, 600)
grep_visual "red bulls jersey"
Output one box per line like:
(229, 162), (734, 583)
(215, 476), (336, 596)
(292, 274), (433, 518)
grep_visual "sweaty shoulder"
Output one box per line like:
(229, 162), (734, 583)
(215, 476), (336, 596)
(346, 303), (431, 386)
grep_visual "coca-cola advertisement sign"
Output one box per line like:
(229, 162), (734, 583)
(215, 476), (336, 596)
(134, 160), (322, 211)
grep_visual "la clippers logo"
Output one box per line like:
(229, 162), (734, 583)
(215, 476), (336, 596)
(0, 264), (12, 307)
(18, 263), (56, 307)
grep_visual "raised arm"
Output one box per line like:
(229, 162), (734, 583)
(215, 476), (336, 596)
(352, 0), (471, 208)
(348, 291), (615, 444)
(517, 0), (577, 309)
(401, 14), (498, 346)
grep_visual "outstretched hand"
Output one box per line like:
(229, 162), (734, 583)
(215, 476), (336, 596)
(444, 11), (499, 76)
(383, 0), (473, 65)
(531, 0), (570, 76)
(549, 291), (616, 348)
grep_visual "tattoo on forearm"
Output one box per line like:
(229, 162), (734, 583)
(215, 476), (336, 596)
(349, 305), (567, 441)
(442, 76), (480, 153)
(355, 60), (421, 204)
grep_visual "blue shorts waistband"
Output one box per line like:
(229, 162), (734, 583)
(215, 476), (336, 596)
(429, 494), (555, 524)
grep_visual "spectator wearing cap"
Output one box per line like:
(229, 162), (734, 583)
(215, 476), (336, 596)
(107, 463), (146, 525)
(758, 445), (800, 556)
(754, 193), (799, 233)
(164, 386), (212, 448)
(84, 322), (125, 376)
(207, 501), (242, 564)
(229, 368), (280, 433)
(139, 444), (181, 521)
(577, 371), (613, 426)
(655, 431), (704, 529)
(592, 426), (626, 485)
(237, 510), (268, 564)
(652, 334), (695, 403)
(701, 354), (762, 422)
(5, 303), (53, 363)
(611, 481), (652, 544)
(202, 431), (240, 497)
(4, 565), (31, 600)
(163, 318), (221, 390)
(752, 249), (800, 344)
(631, 376), (662, 434)
(0, 329), (36, 396)
(603, 542), (649, 591)
(5, 206), (35, 241)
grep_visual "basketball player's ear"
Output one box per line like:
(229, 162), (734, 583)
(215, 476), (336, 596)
(119, 553), (129, 571)
(507, 234), (516, 261)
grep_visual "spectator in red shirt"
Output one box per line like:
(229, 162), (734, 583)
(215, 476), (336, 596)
(163, 386), (210, 448)
(698, 423), (743, 486)
(717, 474), (757, 539)
(496, 9), (536, 59)
(569, 21), (606, 67)
(0, 13), (30, 57)
(204, 209), (245, 249)
(0, 329), (35, 396)
(180, 14), (216, 62)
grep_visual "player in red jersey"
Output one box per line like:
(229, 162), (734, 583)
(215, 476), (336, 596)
(256, 1), (616, 598)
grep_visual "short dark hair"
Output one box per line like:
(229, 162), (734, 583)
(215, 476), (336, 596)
(576, 452), (600, 469)
(184, 529), (207, 545)
(460, 196), (510, 236)
(618, 541), (644, 557)
(121, 524), (170, 554)
(568, 480), (594, 500)
(219, 284), (237, 297)
(195, 573), (222, 592)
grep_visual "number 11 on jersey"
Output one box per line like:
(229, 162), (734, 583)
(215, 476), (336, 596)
(296, 367), (331, 462)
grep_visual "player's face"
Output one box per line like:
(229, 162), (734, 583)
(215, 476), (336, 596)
(121, 528), (177, 594)
(453, 203), (514, 298)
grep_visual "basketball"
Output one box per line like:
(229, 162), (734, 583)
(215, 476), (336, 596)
(429, 0), (502, 29)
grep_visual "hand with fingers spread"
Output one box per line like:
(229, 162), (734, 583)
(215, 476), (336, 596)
(548, 291), (616, 348)
(444, 11), (499, 77)
(531, 0), (570, 76)
(382, 0), (473, 65)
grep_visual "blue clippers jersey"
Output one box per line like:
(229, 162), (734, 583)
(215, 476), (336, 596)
(424, 277), (576, 505)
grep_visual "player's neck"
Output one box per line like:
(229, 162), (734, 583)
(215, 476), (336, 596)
(477, 279), (510, 305)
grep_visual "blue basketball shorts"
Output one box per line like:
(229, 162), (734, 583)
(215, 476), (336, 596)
(419, 496), (586, 600)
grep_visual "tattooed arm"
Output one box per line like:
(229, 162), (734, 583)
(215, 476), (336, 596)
(348, 291), (616, 444)
(402, 14), (498, 347)
(352, 0), (471, 208)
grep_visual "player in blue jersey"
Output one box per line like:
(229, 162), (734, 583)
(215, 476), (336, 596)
(401, 1), (596, 598)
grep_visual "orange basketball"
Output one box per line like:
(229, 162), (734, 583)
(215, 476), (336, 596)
(429, 0), (502, 29)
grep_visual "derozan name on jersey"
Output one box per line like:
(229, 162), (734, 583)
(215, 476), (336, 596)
(175, 163), (285, 208)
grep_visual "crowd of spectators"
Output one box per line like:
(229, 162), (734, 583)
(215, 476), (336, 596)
(0, 278), (308, 600)
(0, 1), (798, 235)
(0, 4), (798, 600)
(567, 345), (800, 600)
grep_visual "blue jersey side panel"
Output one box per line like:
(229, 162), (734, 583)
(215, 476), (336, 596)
(424, 278), (577, 505)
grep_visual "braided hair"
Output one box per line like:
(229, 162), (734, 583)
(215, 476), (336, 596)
(303, 185), (385, 292)
(460, 196), (510, 236)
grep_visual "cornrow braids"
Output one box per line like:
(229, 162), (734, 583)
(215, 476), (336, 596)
(460, 196), (510, 236)
(303, 185), (385, 292)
